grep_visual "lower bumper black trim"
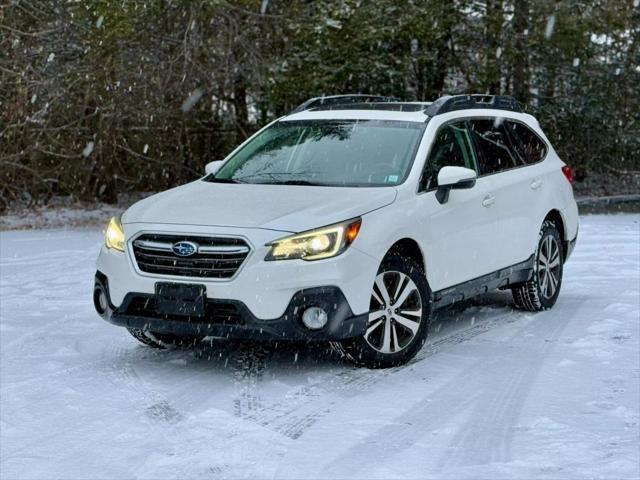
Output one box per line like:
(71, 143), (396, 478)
(94, 272), (368, 341)
(431, 255), (535, 309)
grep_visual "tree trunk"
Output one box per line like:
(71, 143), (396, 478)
(233, 74), (249, 142)
(484, 0), (503, 94)
(512, 0), (530, 103)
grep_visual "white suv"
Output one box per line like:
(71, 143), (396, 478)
(94, 94), (579, 368)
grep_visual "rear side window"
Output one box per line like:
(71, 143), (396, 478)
(505, 121), (547, 165)
(421, 121), (477, 191)
(468, 119), (519, 175)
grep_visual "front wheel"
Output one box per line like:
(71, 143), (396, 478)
(512, 220), (564, 312)
(127, 328), (205, 349)
(332, 253), (430, 368)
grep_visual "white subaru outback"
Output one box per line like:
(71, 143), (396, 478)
(94, 94), (579, 368)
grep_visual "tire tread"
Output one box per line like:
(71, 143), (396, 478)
(512, 220), (562, 312)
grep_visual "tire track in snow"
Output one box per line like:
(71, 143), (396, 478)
(0, 344), (187, 464)
(230, 342), (270, 420)
(99, 344), (182, 420)
(437, 310), (569, 469)
(0, 337), (158, 397)
(231, 305), (528, 441)
(317, 303), (575, 477)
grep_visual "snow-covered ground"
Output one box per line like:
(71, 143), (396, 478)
(1, 214), (638, 480)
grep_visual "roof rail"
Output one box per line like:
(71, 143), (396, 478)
(290, 94), (400, 114)
(307, 102), (428, 112)
(424, 94), (523, 116)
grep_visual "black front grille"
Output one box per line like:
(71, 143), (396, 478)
(132, 233), (250, 279)
(123, 295), (245, 325)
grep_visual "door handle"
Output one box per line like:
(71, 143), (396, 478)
(482, 195), (495, 207)
(530, 178), (543, 190)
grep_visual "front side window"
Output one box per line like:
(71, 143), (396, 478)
(505, 121), (547, 165)
(208, 120), (425, 187)
(469, 119), (519, 175)
(420, 121), (477, 191)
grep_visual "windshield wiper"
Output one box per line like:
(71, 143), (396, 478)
(232, 171), (320, 183)
(204, 176), (244, 184)
(207, 172), (325, 186)
(275, 180), (325, 186)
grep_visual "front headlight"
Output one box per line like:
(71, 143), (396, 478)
(265, 218), (362, 261)
(105, 215), (125, 252)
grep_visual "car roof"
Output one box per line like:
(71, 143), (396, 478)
(282, 108), (429, 123)
(281, 94), (530, 124)
(281, 108), (537, 127)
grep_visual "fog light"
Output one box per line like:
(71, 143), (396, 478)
(93, 287), (108, 315)
(301, 307), (328, 330)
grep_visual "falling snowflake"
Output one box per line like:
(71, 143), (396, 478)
(47, 53), (55, 63)
(143, 144), (149, 154)
(572, 57), (580, 67)
(325, 19), (342, 29)
(411, 38), (419, 54)
(96, 16), (104, 28)
(181, 88), (204, 113)
(82, 141), (95, 157)
(545, 15), (556, 39)
(496, 47), (502, 59)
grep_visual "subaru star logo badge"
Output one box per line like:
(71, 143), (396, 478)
(172, 241), (198, 257)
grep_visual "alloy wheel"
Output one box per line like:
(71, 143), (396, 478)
(365, 271), (423, 354)
(538, 235), (561, 299)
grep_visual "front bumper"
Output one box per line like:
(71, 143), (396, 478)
(98, 223), (379, 319)
(94, 271), (368, 341)
(95, 222), (379, 340)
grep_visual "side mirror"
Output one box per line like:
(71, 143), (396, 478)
(435, 166), (477, 204)
(205, 160), (224, 176)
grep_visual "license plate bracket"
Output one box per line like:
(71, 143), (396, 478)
(155, 282), (206, 317)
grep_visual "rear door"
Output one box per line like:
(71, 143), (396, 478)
(418, 120), (501, 290)
(468, 118), (547, 268)
(499, 120), (551, 262)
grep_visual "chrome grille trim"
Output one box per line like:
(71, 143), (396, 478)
(198, 245), (250, 254)
(132, 239), (173, 252)
(131, 233), (251, 279)
(133, 239), (250, 255)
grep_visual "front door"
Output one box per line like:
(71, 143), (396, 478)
(417, 120), (500, 292)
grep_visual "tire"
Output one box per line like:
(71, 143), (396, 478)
(512, 220), (564, 312)
(332, 253), (430, 368)
(126, 328), (205, 349)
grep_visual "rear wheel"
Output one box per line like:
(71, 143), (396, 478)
(332, 253), (430, 368)
(512, 220), (564, 311)
(127, 328), (205, 349)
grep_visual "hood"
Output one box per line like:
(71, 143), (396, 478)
(123, 180), (397, 233)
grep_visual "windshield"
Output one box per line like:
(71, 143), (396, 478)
(207, 120), (425, 187)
